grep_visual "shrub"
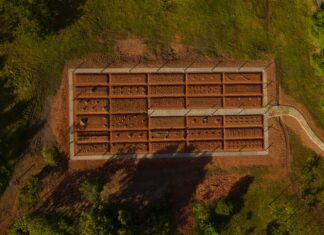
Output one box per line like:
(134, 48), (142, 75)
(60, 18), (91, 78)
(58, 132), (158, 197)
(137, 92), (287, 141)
(79, 180), (101, 204)
(41, 146), (58, 166)
(18, 176), (42, 206)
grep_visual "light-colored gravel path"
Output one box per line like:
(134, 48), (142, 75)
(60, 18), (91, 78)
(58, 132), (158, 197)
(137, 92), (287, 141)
(268, 105), (324, 153)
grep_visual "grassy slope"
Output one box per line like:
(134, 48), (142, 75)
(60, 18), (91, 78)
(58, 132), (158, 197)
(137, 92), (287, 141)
(217, 144), (324, 235)
(0, 0), (323, 186)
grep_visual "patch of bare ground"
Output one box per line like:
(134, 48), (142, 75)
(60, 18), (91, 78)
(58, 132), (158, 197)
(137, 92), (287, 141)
(49, 66), (69, 155)
(116, 37), (146, 57)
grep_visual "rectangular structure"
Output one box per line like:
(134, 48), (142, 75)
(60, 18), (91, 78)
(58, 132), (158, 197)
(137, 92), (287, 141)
(69, 68), (269, 160)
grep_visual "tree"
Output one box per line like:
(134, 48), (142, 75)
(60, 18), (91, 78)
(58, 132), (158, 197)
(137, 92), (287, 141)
(41, 146), (59, 166)
(18, 176), (42, 206)
(79, 179), (101, 204)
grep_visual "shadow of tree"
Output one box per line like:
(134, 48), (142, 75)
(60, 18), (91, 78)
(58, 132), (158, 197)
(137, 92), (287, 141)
(37, 143), (213, 229)
(20, 0), (87, 35)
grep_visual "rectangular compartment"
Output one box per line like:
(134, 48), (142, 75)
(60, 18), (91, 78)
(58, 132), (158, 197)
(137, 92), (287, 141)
(150, 97), (185, 109)
(75, 87), (109, 98)
(224, 96), (262, 108)
(187, 97), (222, 108)
(151, 129), (185, 140)
(76, 131), (109, 142)
(187, 73), (222, 83)
(188, 141), (223, 152)
(112, 130), (148, 141)
(111, 98), (147, 112)
(112, 142), (148, 154)
(224, 72), (262, 83)
(110, 73), (147, 84)
(225, 127), (263, 138)
(187, 116), (223, 128)
(187, 85), (222, 95)
(150, 85), (185, 96)
(150, 73), (185, 83)
(151, 141), (186, 153)
(111, 86), (147, 96)
(75, 74), (108, 84)
(225, 139), (264, 150)
(75, 99), (109, 113)
(225, 115), (263, 126)
(75, 115), (109, 130)
(111, 114), (148, 129)
(225, 84), (262, 94)
(76, 143), (109, 155)
(150, 117), (185, 128)
(187, 128), (223, 140)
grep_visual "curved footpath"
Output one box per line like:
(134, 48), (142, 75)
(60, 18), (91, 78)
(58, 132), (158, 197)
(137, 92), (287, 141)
(268, 105), (324, 153)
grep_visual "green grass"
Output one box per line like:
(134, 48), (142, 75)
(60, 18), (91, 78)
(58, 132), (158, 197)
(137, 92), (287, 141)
(209, 131), (324, 234)
(0, 0), (323, 192)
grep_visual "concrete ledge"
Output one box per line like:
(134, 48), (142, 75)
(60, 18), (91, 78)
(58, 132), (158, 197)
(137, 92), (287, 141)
(70, 150), (269, 161)
(149, 108), (267, 117)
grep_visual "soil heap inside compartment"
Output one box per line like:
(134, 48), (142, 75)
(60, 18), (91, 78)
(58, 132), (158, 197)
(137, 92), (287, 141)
(71, 71), (266, 157)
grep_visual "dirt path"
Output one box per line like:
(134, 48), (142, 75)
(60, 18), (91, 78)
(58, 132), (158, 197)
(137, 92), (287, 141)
(269, 105), (324, 156)
(0, 155), (46, 234)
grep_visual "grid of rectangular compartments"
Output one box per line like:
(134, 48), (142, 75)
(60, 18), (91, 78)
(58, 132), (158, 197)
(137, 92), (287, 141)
(73, 72), (264, 156)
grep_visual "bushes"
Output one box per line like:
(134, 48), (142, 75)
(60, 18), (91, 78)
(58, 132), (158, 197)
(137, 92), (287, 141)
(18, 176), (42, 206)
(41, 146), (58, 166)
(79, 179), (101, 204)
(8, 213), (74, 235)
(299, 155), (324, 207)
(193, 198), (234, 234)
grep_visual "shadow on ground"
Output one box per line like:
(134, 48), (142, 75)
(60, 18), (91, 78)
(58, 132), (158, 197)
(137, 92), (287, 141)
(38, 145), (212, 222)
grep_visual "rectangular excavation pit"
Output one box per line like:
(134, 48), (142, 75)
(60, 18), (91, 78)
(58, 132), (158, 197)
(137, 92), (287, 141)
(75, 87), (109, 98)
(150, 97), (185, 109)
(188, 141), (223, 152)
(150, 73), (185, 84)
(76, 143), (110, 155)
(150, 117), (185, 128)
(187, 97), (223, 108)
(225, 139), (264, 150)
(187, 85), (222, 95)
(225, 115), (263, 126)
(112, 130), (148, 142)
(187, 128), (223, 140)
(76, 132), (109, 142)
(187, 73), (222, 83)
(111, 86), (147, 96)
(112, 142), (148, 154)
(224, 96), (262, 108)
(110, 73), (147, 84)
(225, 127), (263, 139)
(111, 98), (147, 112)
(150, 85), (185, 96)
(151, 129), (186, 140)
(75, 99), (109, 114)
(151, 141), (186, 153)
(70, 68), (268, 158)
(111, 114), (148, 129)
(187, 116), (223, 128)
(75, 74), (109, 84)
(224, 72), (262, 83)
(225, 84), (262, 94)
(75, 115), (109, 131)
